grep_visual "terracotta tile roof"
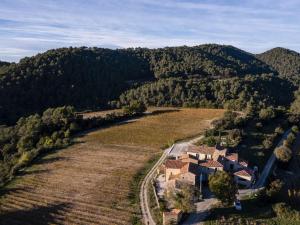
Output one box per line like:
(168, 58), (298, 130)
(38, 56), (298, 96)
(185, 145), (215, 155)
(165, 160), (187, 169)
(225, 153), (238, 161)
(199, 160), (223, 168)
(179, 154), (199, 164)
(234, 169), (253, 177)
(239, 160), (248, 167)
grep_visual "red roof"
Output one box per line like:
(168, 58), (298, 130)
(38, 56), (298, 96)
(199, 160), (223, 168)
(165, 160), (187, 169)
(186, 145), (215, 155)
(234, 169), (253, 177)
(239, 160), (248, 167)
(225, 153), (238, 161)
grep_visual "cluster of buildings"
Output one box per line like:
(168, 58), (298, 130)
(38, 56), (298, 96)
(160, 144), (256, 224)
(163, 144), (255, 190)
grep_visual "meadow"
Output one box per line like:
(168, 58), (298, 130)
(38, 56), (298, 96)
(0, 108), (224, 225)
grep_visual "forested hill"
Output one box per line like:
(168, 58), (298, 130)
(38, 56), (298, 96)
(257, 47), (300, 85)
(134, 44), (274, 78)
(0, 44), (293, 124)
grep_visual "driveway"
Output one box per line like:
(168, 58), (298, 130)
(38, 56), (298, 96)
(182, 188), (218, 225)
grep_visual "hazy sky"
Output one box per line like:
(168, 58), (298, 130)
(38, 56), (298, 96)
(0, 0), (299, 62)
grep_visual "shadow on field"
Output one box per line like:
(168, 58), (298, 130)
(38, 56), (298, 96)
(17, 169), (50, 176)
(33, 156), (69, 166)
(0, 187), (28, 196)
(0, 202), (70, 225)
(150, 109), (180, 115)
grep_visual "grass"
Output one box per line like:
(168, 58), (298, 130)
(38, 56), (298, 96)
(0, 108), (224, 225)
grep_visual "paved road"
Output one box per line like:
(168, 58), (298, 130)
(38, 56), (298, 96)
(182, 129), (291, 225)
(254, 129), (291, 188)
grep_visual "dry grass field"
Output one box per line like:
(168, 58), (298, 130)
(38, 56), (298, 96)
(0, 108), (224, 225)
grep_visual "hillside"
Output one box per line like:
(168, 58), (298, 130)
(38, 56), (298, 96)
(116, 75), (294, 111)
(0, 108), (224, 225)
(257, 47), (300, 85)
(135, 44), (273, 78)
(0, 44), (291, 124)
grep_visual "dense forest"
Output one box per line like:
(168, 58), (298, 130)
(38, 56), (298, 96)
(257, 47), (300, 85)
(114, 74), (293, 110)
(0, 44), (299, 124)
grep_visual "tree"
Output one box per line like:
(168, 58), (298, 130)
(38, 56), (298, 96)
(123, 101), (147, 115)
(259, 107), (276, 121)
(168, 184), (195, 213)
(263, 137), (273, 150)
(275, 146), (292, 163)
(209, 171), (237, 205)
(266, 179), (283, 199)
(285, 133), (296, 148)
(291, 125), (299, 134)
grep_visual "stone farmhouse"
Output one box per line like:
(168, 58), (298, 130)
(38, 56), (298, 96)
(164, 144), (255, 188)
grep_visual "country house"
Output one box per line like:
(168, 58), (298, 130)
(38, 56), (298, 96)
(164, 144), (255, 188)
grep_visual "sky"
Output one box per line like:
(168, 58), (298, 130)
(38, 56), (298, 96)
(0, 0), (300, 62)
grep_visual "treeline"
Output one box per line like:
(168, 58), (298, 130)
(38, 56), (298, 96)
(0, 47), (152, 124)
(257, 47), (300, 85)
(0, 44), (279, 124)
(0, 104), (147, 186)
(0, 106), (80, 186)
(114, 74), (294, 111)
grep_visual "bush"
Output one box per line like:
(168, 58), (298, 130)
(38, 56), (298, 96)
(263, 137), (273, 150)
(272, 202), (300, 221)
(291, 125), (299, 134)
(259, 107), (276, 121)
(285, 133), (296, 148)
(275, 146), (292, 163)
(266, 179), (283, 200)
(123, 101), (147, 115)
(275, 126), (284, 135)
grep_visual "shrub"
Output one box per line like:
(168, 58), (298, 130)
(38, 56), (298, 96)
(273, 202), (290, 218)
(259, 107), (276, 121)
(272, 202), (300, 221)
(266, 179), (283, 200)
(275, 126), (284, 135)
(263, 137), (273, 150)
(205, 136), (217, 147)
(285, 133), (296, 147)
(275, 146), (292, 163)
(291, 125), (299, 134)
